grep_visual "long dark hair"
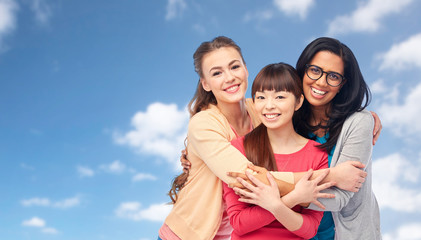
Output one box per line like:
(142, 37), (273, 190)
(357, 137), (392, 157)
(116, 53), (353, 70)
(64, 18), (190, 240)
(244, 63), (303, 171)
(168, 36), (246, 203)
(294, 37), (371, 153)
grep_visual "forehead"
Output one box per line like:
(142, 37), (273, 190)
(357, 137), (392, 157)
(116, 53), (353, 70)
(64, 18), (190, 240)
(201, 47), (242, 70)
(310, 51), (344, 73)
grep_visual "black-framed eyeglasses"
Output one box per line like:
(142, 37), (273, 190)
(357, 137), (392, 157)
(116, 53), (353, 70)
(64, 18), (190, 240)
(305, 64), (345, 87)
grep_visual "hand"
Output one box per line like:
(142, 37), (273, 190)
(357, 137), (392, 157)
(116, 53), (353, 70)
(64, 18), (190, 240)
(287, 169), (335, 209)
(227, 163), (270, 189)
(332, 161), (367, 192)
(180, 149), (191, 173)
(371, 111), (382, 145)
(233, 171), (282, 213)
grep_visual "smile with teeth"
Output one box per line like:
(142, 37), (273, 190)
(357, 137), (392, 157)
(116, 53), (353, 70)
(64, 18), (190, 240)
(264, 113), (280, 119)
(225, 85), (239, 92)
(311, 87), (327, 95)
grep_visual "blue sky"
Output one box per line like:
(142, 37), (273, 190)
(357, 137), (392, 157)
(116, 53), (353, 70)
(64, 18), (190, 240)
(1, 0), (421, 239)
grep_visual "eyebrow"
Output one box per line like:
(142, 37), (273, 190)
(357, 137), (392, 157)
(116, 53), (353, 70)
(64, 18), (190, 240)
(209, 59), (241, 73)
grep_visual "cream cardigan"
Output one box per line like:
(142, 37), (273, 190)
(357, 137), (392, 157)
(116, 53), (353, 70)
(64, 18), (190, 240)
(164, 99), (294, 240)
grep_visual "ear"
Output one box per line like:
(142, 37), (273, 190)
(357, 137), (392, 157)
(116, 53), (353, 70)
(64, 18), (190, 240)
(295, 94), (304, 111)
(201, 78), (211, 92)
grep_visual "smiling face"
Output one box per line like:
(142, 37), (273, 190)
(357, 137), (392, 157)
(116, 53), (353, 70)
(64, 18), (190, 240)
(303, 51), (345, 113)
(254, 90), (303, 131)
(200, 47), (248, 105)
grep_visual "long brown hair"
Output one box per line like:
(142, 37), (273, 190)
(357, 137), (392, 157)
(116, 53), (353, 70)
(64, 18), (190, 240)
(168, 36), (246, 203)
(244, 63), (303, 171)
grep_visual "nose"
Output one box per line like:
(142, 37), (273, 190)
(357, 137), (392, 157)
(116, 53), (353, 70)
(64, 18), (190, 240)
(265, 97), (275, 109)
(315, 73), (328, 87)
(225, 69), (235, 82)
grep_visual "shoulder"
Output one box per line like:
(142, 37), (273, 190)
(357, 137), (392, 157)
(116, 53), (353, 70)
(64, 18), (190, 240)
(189, 105), (226, 128)
(306, 139), (326, 154)
(343, 109), (374, 131)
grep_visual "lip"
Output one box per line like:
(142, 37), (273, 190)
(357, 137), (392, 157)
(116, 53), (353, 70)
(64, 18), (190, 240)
(310, 86), (327, 99)
(263, 113), (280, 121)
(224, 84), (240, 93)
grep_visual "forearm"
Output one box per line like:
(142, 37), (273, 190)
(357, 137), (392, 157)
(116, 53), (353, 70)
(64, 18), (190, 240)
(270, 200), (303, 232)
(275, 178), (295, 196)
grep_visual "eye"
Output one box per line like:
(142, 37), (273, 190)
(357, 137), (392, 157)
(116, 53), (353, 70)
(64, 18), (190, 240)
(212, 71), (222, 77)
(256, 96), (265, 100)
(310, 66), (321, 74)
(276, 95), (285, 99)
(328, 73), (341, 81)
(231, 65), (241, 70)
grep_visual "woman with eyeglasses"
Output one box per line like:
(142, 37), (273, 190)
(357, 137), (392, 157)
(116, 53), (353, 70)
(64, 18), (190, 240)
(232, 37), (382, 239)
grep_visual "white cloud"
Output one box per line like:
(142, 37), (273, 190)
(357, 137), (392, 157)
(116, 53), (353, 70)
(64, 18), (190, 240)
(21, 196), (81, 209)
(21, 197), (50, 207)
(22, 217), (46, 227)
(377, 82), (421, 137)
(41, 227), (59, 234)
(115, 202), (172, 222)
(165, 0), (186, 21)
(372, 153), (421, 212)
(30, 0), (52, 25)
(114, 102), (188, 171)
(383, 222), (421, 240)
(0, 0), (18, 50)
(273, 0), (314, 20)
(77, 165), (95, 177)
(100, 160), (126, 174)
(132, 173), (157, 182)
(327, 0), (414, 36)
(378, 33), (421, 71)
(52, 196), (80, 209)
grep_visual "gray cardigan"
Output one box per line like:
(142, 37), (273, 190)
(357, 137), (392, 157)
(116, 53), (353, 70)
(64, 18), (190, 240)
(308, 110), (382, 239)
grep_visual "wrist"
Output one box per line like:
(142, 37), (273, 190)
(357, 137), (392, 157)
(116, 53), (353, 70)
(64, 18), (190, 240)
(282, 191), (299, 208)
(325, 167), (335, 184)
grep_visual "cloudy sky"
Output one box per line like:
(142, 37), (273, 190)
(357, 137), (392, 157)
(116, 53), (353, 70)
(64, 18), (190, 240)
(1, 0), (421, 239)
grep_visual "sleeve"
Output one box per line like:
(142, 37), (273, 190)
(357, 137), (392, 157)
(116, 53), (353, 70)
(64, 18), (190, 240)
(291, 207), (323, 239)
(222, 182), (276, 236)
(308, 111), (374, 211)
(313, 142), (329, 170)
(188, 111), (294, 184)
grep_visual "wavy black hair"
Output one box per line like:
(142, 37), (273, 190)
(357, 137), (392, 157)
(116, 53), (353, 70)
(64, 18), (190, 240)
(294, 37), (371, 153)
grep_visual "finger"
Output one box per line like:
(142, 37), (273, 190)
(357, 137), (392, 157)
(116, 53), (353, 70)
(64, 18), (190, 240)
(316, 182), (335, 191)
(237, 177), (257, 192)
(317, 193), (335, 199)
(245, 172), (264, 188)
(313, 200), (326, 210)
(228, 182), (244, 189)
(349, 161), (365, 169)
(266, 172), (278, 188)
(313, 169), (329, 184)
(227, 172), (247, 179)
(302, 168), (314, 181)
(233, 187), (254, 198)
(238, 197), (256, 204)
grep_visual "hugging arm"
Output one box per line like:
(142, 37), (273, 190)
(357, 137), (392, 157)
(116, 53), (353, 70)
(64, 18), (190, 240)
(188, 111), (295, 186)
(227, 171), (327, 238)
(307, 111), (374, 211)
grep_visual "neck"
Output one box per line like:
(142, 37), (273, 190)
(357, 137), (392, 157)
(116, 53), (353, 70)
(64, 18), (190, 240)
(267, 123), (307, 154)
(310, 104), (331, 137)
(217, 98), (250, 137)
